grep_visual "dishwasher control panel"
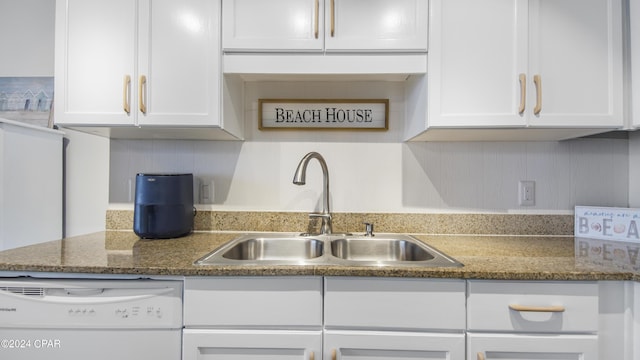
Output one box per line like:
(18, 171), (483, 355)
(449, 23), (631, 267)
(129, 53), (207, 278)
(0, 279), (182, 329)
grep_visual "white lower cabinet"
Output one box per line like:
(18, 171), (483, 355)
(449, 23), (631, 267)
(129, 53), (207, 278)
(183, 276), (466, 360)
(467, 280), (600, 360)
(183, 329), (321, 360)
(325, 330), (465, 360)
(183, 277), (611, 360)
(182, 277), (323, 360)
(324, 277), (466, 360)
(468, 333), (598, 360)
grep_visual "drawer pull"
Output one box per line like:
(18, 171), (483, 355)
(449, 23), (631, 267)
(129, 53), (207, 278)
(310, 351), (314, 360)
(509, 304), (565, 313)
(477, 352), (485, 360)
(332, 349), (337, 360)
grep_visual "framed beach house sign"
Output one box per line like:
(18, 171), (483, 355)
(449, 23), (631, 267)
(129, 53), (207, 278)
(259, 99), (389, 131)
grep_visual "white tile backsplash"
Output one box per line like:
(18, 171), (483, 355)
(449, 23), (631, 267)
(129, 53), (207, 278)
(110, 137), (629, 213)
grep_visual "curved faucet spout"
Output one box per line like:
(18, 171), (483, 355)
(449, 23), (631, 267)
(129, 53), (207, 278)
(293, 152), (332, 235)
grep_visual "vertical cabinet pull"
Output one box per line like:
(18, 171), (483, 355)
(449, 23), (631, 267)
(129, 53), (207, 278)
(509, 304), (566, 312)
(330, 0), (335, 37)
(332, 349), (337, 360)
(518, 73), (526, 114)
(533, 74), (542, 115)
(139, 75), (147, 114)
(123, 75), (131, 114)
(309, 351), (315, 360)
(477, 352), (485, 360)
(314, 0), (319, 39)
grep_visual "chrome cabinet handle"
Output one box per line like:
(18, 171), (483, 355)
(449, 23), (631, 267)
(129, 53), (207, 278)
(330, 0), (335, 37)
(509, 304), (565, 312)
(518, 73), (526, 114)
(314, 0), (319, 39)
(123, 75), (131, 114)
(139, 75), (147, 114)
(533, 74), (542, 115)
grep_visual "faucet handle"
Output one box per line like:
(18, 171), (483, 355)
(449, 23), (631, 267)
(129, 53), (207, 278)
(309, 213), (333, 235)
(309, 212), (331, 220)
(363, 222), (374, 237)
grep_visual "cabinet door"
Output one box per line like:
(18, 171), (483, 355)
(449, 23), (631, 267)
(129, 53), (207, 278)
(137, 0), (221, 126)
(184, 277), (322, 328)
(183, 329), (321, 360)
(324, 0), (428, 51)
(468, 333), (598, 360)
(427, 0), (528, 128)
(325, 330), (465, 360)
(222, 0), (323, 51)
(527, 0), (623, 128)
(324, 277), (465, 331)
(54, 0), (137, 126)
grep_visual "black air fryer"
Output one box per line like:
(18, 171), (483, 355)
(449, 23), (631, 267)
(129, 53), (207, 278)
(134, 173), (194, 239)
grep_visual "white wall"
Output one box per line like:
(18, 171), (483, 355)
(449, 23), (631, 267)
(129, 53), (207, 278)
(110, 81), (630, 214)
(0, 0), (54, 76)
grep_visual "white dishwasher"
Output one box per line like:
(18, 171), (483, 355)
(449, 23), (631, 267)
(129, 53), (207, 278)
(0, 278), (182, 360)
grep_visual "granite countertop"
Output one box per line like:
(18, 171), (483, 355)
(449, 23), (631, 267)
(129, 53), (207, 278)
(0, 231), (638, 281)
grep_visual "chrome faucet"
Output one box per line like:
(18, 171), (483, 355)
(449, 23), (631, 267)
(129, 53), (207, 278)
(293, 152), (332, 235)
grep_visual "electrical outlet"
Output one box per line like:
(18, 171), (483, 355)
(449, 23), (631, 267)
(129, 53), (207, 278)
(198, 178), (215, 204)
(518, 180), (535, 206)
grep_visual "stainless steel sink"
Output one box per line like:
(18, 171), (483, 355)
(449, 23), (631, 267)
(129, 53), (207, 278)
(195, 233), (462, 268)
(195, 233), (325, 265)
(222, 237), (324, 261)
(329, 235), (462, 267)
(330, 237), (434, 261)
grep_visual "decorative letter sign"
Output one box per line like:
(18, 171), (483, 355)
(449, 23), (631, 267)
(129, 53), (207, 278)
(259, 99), (388, 130)
(575, 206), (640, 244)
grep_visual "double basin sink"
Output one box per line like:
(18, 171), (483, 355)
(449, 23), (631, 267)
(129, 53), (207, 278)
(195, 233), (462, 268)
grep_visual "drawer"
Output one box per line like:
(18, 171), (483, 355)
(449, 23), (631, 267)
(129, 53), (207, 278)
(467, 280), (598, 333)
(467, 333), (598, 359)
(184, 277), (322, 328)
(324, 277), (466, 331)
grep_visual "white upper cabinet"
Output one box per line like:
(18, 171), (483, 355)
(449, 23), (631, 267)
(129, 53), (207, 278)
(136, 0), (220, 127)
(55, 0), (242, 139)
(428, 0), (526, 129)
(55, 0), (137, 126)
(527, 0), (623, 128)
(222, 0), (323, 51)
(416, 0), (624, 140)
(324, 0), (428, 51)
(222, 0), (428, 52)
